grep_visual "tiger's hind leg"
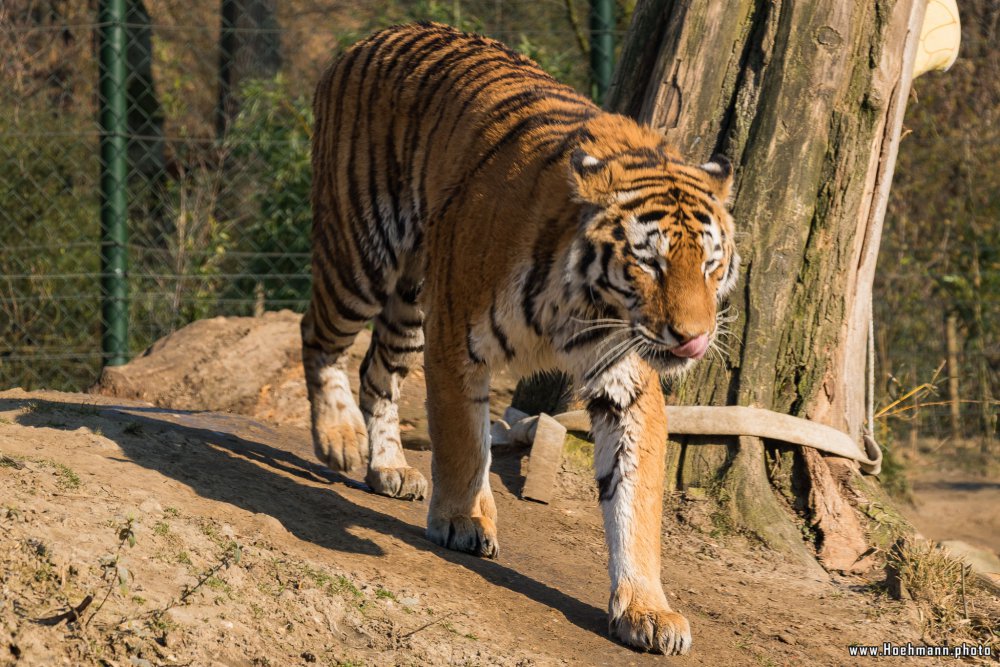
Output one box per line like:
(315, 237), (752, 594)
(301, 294), (375, 473)
(359, 275), (428, 501)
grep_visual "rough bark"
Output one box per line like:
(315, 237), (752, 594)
(601, 0), (925, 570)
(216, 0), (282, 138)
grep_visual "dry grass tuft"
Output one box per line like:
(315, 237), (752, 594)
(885, 538), (1000, 654)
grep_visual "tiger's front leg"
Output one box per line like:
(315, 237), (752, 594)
(422, 317), (499, 558)
(586, 362), (692, 656)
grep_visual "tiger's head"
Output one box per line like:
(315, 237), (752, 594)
(568, 122), (739, 377)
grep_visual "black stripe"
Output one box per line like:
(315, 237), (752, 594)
(596, 470), (618, 501)
(561, 325), (612, 352)
(384, 32), (450, 79)
(597, 276), (632, 299)
(521, 217), (563, 336)
(311, 289), (362, 341)
(318, 48), (390, 303)
(457, 69), (558, 119)
(466, 328), (485, 364)
(383, 341), (424, 355)
(625, 175), (669, 189)
(599, 243), (614, 279)
(404, 47), (484, 223)
(360, 374), (392, 401)
(315, 217), (382, 306)
(539, 125), (595, 172)
(396, 280), (422, 305)
(342, 44), (391, 302)
(358, 335), (376, 381)
(376, 312), (411, 339)
(636, 211), (666, 225)
(376, 345), (410, 377)
(585, 384), (644, 422)
(363, 45), (399, 271)
(471, 113), (592, 174)
(617, 191), (660, 212)
(587, 394), (622, 420)
(470, 395), (491, 404)
(577, 240), (597, 279)
(489, 303), (515, 360)
(319, 277), (373, 325)
(485, 88), (587, 121)
(436, 113), (592, 222)
(383, 34), (458, 232)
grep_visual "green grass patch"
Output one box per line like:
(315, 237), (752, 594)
(301, 564), (362, 599)
(563, 432), (594, 471)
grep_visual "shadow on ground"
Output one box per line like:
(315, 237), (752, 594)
(3, 397), (606, 638)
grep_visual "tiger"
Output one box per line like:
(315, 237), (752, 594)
(302, 21), (739, 656)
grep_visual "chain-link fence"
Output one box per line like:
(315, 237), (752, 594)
(1, 0), (994, 449)
(0, 0), (628, 391)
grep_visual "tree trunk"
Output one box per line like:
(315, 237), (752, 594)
(216, 0), (282, 138)
(125, 0), (163, 189)
(946, 312), (961, 440)
(597, 0), (926, 571)
(125, 0), (169, 244)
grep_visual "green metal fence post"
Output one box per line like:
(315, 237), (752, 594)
(98, 0), (129, 367)
(589, 0), (614, 105)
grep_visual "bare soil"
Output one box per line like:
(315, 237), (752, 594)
(903, 453), (1000, 557)
(0, 312), (995, 666)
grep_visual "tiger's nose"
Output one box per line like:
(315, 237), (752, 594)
(665, 325), (698, 344)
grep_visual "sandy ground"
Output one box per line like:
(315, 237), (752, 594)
(1, 389), (931, 666)
(906, 468), (1000, 557)
(1, 313), (996, 665)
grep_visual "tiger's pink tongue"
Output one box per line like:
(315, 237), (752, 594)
(671, 334), (709, 359)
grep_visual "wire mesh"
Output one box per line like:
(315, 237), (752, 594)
(0, 0), (623, 391)
(2, 0), (991, 448)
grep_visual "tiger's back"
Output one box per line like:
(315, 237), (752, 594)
(310, 21), (600, 314)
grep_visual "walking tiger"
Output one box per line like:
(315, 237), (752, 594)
(303, 22), (739, 655)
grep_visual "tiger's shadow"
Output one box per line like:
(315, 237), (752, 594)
(3, 397), (605, 637)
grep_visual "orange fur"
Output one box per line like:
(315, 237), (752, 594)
(304, 22), (738, 655)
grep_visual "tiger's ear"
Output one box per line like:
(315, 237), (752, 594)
(569, 148), (615, 205)
(700, 153), (734, 204)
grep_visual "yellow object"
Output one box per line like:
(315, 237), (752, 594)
(913, 0), (961, 77)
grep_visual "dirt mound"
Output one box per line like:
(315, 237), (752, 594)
(91, 311), (310, 427)
(91, 310), (517, 447)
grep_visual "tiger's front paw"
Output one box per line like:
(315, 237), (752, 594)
(427, 515), (499, 558)
(610, 596), (691, 655)
(366, 466), (427, 501)
(314, 416), (369, 472)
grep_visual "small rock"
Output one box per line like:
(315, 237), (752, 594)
(778, 632), (796, 645)
(399, 596), (419, 608)
(138, 498), (162, 515)
(221, 523), (235, 539)
(129, 657), (153, 667)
